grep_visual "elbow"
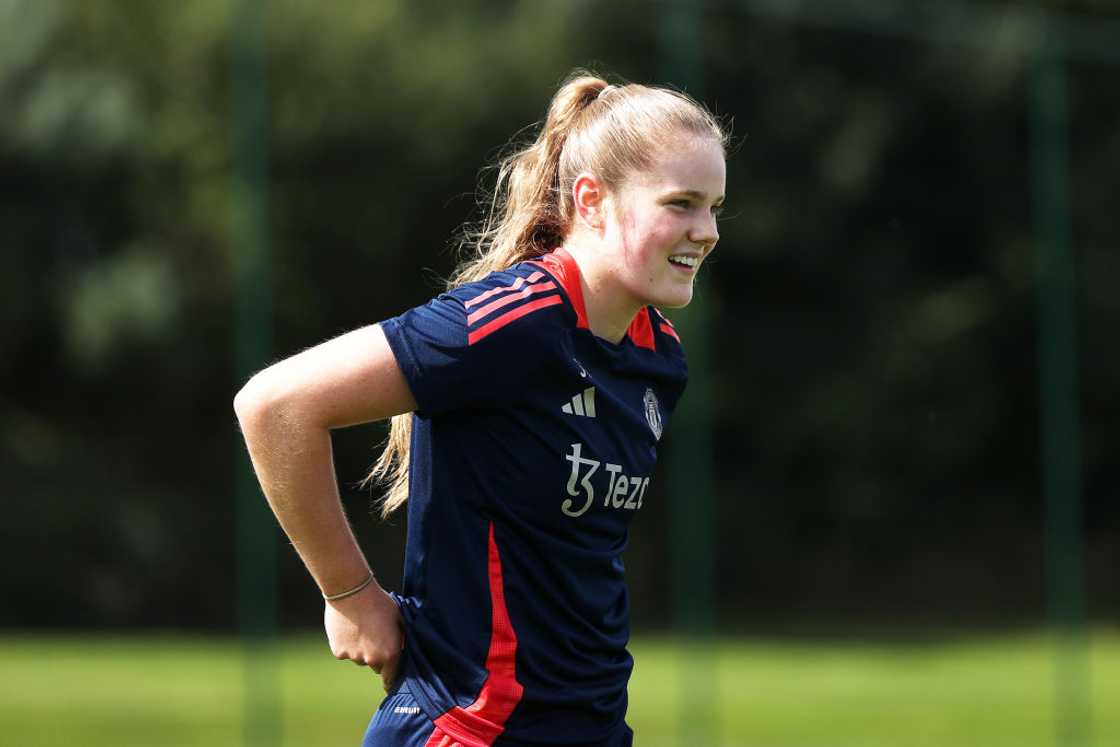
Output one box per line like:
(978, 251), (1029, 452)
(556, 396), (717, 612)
(234, 367), (319, 433)
(234, 371), (276, 430)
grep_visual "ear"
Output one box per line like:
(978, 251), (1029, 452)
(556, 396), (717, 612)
(572, 172), (605, 231)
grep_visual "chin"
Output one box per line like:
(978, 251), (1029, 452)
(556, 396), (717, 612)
(653, 286), (694, 309)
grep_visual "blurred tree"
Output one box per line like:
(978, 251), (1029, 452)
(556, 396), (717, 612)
(0, 0), (1115, 629)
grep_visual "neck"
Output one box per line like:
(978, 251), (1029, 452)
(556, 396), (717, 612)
(560, 240), (642, 344)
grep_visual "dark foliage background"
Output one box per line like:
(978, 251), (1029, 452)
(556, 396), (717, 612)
(1, 0), (1116, 631)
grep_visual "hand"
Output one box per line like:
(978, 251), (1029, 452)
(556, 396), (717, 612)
(324, 582), (405, 692)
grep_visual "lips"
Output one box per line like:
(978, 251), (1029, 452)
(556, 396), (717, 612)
(668, 255), (700, 269)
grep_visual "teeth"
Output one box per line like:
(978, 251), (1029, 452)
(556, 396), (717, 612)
(669, 255), (699, 268)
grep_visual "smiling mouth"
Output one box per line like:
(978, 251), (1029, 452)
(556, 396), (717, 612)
(668, 255), (700, 269)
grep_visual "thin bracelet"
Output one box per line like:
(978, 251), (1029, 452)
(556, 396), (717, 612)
(323, 572), (374, 602)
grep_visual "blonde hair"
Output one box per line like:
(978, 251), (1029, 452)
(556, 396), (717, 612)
(368, 69), (728, 518)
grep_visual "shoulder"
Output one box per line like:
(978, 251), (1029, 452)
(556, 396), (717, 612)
(379, 265), (570, 415)
(443, 263), (572, 347)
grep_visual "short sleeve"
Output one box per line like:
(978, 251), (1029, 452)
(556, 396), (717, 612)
(379, 269), (566, 415)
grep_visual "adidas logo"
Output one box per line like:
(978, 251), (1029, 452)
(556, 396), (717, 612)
(561, 387), (597, 418)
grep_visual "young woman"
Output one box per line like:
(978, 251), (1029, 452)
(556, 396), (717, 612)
(235, 70), (727, 747)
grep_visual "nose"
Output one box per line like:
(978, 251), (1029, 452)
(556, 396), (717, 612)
(690, 210), (719, 251)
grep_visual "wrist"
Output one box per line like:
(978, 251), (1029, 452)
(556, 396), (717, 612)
(322, 571), (374, 602)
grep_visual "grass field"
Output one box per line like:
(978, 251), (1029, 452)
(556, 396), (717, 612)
(0, 630), (1117, 746)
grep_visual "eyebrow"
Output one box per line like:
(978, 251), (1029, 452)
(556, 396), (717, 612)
(668, 189), (725, 204)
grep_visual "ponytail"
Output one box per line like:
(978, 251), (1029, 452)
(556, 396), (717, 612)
(367, 70), (727, 518)
(450, 72), (610, 286)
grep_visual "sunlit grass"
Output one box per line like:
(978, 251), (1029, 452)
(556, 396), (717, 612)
(0, 630), (1116, 746)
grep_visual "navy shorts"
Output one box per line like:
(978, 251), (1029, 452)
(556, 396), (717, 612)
(362, 680), (437, 747)
(362, 681), (634, 747)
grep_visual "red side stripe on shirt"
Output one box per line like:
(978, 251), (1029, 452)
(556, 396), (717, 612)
(425, 523), (523, 747)
(659, 322), (681, 343)
(463, 271), (545, 308)
(466, 295), (563, 345)
(465, 281), (557, 326)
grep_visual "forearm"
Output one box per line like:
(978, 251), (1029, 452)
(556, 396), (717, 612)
(231, 325), (413, 685)
(236, 388), (371, 596)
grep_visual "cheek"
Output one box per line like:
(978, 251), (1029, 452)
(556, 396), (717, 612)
(615, 212), (648, 262)
(623, 212), (671, 252)
(637, 222), (678, 268)
(613, 208), (677, 283)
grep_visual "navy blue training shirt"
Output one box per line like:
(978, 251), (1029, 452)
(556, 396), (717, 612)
(380, 247), (688, 747)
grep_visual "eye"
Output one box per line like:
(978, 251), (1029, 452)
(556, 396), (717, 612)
(668, 199), (690, 209)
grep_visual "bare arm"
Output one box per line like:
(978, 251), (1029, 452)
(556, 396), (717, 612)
(233, 322), (416, 688)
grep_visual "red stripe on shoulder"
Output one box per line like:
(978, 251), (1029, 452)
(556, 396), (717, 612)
(466, 295), (563, 345)
(426, 522), (523, 747)
(465, 281), (557, 326)
(659, 322), (681, 343)
(463, 271), (546, 309)
(653, 307), (677, 328)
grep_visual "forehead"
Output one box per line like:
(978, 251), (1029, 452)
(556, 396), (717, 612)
(629, 135), (726, 196)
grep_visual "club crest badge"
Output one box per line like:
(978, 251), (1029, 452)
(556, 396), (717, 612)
(643, 387), (662, 440)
